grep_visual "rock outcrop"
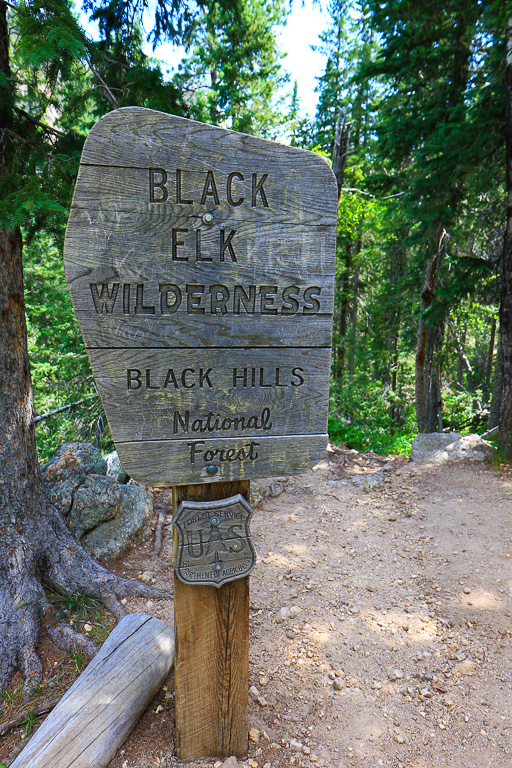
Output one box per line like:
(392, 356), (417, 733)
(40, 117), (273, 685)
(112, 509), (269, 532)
(42, 442), (151, 558)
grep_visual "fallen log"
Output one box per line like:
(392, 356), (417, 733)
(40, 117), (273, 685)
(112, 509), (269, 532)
(11, 614), (174, 768)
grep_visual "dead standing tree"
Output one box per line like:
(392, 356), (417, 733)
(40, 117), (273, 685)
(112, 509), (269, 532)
(332, 107), (351, 202)
(415, 226), (448, 433)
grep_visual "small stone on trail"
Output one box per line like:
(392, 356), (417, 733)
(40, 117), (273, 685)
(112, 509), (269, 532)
(333, 678), (346, 691)
(249, 686), (260, 698)
(84, 623), (92, 632)
(248, 760), (258, 768)
(389, 669), (404, 680)
(290, 740), (303, 751)
(452, 659), (477, 676)
(257, 696), (268, 707)
(463, 587), (471, 594)
(222, 757), (239, 768)
(141, 570), (155, 583)
(249, 728), (261, 743)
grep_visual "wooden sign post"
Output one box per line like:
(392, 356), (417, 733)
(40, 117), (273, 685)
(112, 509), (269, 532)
(63, 107), (337, 758)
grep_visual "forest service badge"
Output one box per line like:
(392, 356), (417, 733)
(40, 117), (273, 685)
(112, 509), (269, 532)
(173, 494), (256, 587)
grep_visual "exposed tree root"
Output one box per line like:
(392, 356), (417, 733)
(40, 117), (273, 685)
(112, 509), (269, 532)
(47, 623), (99, 658)
(103, 595), (129, 620)
(0, 495), (169, 697)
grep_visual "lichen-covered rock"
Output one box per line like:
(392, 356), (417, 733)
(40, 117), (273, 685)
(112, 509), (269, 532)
(411, 432), (494, 465)
(41, 442), (151, 558)
(104, 450), (130, 484)
(67, 475), (123, 539)
(42, 442), (107, 515)
(81, 484), (153, 559)
(44, 478), (76, 516)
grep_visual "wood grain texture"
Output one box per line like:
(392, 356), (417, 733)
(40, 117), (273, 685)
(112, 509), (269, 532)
(11, 614), (174, 768)
(88, 347), (331, 442)
(71, 312), (333, 350)
(116, 433), (328, 486)
(173, 480), (250, 758)
(63, 107), (336, 485)
(69, 166), (336, 228)
(77, 108), (336, 200)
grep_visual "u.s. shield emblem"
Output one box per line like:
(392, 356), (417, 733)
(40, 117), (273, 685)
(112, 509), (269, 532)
(173, 494), (256, 587)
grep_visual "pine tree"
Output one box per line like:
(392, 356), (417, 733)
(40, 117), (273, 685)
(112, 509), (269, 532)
(287, 81), (312, 148)
(362, 0), (508, 433)
(173, 0), (287, 138)
(0, 0), (238, 694)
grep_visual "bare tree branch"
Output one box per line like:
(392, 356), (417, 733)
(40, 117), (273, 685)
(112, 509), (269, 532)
(34, 394), (99, 424)
(341, 187), (406, 201)
(0, 698), (60, 738)
(85, 55), (118, 109)
(13, 107), (68, 138)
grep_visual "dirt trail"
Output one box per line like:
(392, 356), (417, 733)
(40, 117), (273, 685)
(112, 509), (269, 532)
(106, 450), (512, 768)
(3, 451), (511, 767)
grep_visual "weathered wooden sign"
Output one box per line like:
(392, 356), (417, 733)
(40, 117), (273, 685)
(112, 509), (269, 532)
(173, 494), (256, 587)
(63, 107), (337, 486)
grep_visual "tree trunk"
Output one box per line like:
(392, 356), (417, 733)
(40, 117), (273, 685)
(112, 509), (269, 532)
(0, 1), (165, 694)
(335, 240), (352, 381)
(489, 333), (502, 430)
(332, 108), (351, 202)
(332, 109), (351, 382)
(498, 17), (512, 459)
(485, 316), (497, 398)
(386, 240), (406, 429)
(348, 257), (360, 377)
(425, 320), (445, 433)
(415, 226), (447, 432)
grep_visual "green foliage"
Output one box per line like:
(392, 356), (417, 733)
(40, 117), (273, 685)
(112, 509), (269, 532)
(173, 0), (288, 138)
(2, 0), (507, 465)
(329, 371), (417, 455)
(22, 233), (113, 462)
(70, 647), (85, 673)
(441, 390), (478, 431)
(20, 711), (36, 739)
(47, 591), (104, 625)
(2, 683), (24, 708)
(318, 0), (505, 444)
